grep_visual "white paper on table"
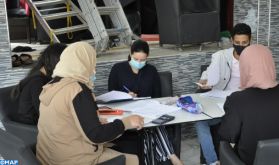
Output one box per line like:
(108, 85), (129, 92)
(96, 90), (151, 103)
(107, 115), (154, 125)
(96, 90), (132, 102)
(200, 90), (234, 99)
(113, 100), (181, 119)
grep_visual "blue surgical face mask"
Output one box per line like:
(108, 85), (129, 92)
(129, 57), (146, 70)
(90, 74), (96, 83)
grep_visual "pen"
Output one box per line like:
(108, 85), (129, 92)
(123, 85), (131, 93)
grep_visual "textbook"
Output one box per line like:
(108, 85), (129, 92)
(96, 90), (151, 103)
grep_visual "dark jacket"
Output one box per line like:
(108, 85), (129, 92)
(108, 61), (161, 98)
(219, 84), (279, 165)
(15, 71), (50, 125)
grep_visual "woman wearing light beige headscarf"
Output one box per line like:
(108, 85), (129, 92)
(37, 42), (144, 165)
(219, 44), (279, 165)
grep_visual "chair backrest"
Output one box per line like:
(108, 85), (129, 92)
(158, 71), (173, 97)
(0, 86), (38, 146)
(0, 86), (19, 121)
(0, 128), (39, 165)
(219, 141), (245, 165)
(180, 0), (219, 13)
(253, 138), (279, 165)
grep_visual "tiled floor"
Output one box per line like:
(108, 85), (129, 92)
(181, 137), (200, 165)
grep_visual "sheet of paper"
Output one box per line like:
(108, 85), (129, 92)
(200, 90), (234, 99)
(114, 100), (181, 119)
(96, 90), (132, 102)
(107, 115), (154, 125)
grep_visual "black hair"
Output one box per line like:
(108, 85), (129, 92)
(231, 23), (252, 39)
(11, 43), (67, 100)
(128, 39), (149, 61)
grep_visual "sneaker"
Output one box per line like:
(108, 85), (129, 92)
(209, 161), (220, 165)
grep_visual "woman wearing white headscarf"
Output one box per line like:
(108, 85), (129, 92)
(36, 42), (144, 165)
(219, 44), (279, 165)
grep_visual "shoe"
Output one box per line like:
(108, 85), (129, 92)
(209, 161), (220, 165)
(11, 54), (21, 67)
(20, 54), (33, 65)
(12, 46), (36, 52)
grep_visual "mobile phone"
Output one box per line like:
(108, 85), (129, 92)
(151, 114), (175, 125)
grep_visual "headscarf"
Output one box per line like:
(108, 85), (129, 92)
(240, 44), (277, 89)
(52, 42), (96, 89)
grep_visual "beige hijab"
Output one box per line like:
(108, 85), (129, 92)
(240, 44), (278, 89)
(52, 42), (97, 89)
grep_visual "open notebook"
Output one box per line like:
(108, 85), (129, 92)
(96, 90), (151, 103)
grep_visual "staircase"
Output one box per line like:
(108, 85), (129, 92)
(26, 0), (133, 53)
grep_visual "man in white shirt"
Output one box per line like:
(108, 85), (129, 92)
(196, 23), (252, 165)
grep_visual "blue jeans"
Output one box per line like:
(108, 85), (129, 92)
(195, 118), (221, 164)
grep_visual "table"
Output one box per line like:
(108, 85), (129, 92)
(100, 94), (226, 164)
(101, 94), (225, 127)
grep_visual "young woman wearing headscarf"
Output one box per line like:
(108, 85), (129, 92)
(36, 42), (144, 165)
(219, 44), (279, 165)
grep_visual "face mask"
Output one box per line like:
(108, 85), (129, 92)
(233, 44), (249, 55)
(90, 74), (96, 83)
(129, 57), (146, 70)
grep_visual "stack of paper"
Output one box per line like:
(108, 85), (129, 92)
(96, 91), (132, 103)
(112, 100), (181, 119)
(96, 90), (151, 103)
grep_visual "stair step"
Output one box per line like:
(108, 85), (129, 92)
(98, 6), (119, 15)
(54, 24), (88, 35)
(39, 6), (67, 13)
(107, 28), (127, 36)
(34, 0), (65, 7)
(43, 11), (79, 20)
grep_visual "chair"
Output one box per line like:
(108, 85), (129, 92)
(254, 139), (279, 165)
(154, 0), (220, 48)
(0, 86), (38, 146)
(219, 141), (245, 165)
(220, 139), (279, 165)
(158, 71), (181, 158)
(0, 128), (39, 165)
(158, 71), (173, 97)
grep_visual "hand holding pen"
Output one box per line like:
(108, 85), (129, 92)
(123, 85), (138, 98)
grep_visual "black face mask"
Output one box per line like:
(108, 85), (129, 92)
(233, 44), (249, 55)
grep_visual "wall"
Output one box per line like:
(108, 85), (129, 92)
(234, 0), (279, 78)
(1, 0), (279, 94)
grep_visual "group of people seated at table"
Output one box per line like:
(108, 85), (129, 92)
(9, 22), (279, 165)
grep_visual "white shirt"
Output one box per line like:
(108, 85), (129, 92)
(225, 55), (240, 91)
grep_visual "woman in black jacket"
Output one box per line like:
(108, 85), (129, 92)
(219, 44), (279, 165)
(108, 40), (183, 165)
(11, 43), (67, 125)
